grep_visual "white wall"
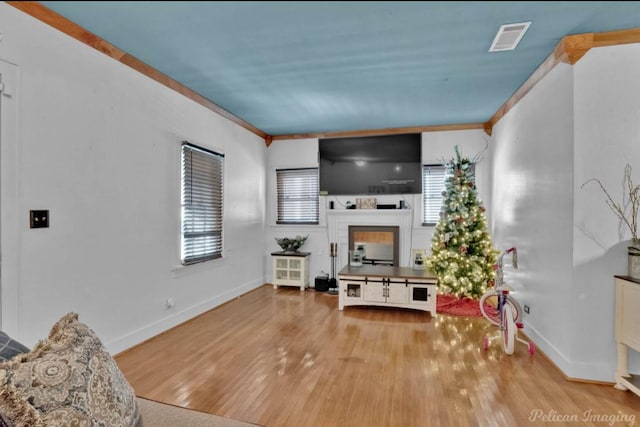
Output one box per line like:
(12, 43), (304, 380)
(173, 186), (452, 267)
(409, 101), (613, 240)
(490, 61), (577, 375)
(265, 139), (330, 279)
(491, 42), (640, 381)
(0, 4), (267, 353)
(573, 43), (640, 376)
(265, 131), (489, 283)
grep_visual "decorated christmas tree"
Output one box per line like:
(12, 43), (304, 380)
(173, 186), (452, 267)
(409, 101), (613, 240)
(426, 146), (498, 299)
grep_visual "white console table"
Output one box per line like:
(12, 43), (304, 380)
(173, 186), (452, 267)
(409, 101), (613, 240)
(614, 275), (640, 397)
(338, 265), (437, 314)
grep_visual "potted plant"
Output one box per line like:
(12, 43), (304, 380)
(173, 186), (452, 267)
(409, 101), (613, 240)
(582, 164), (640, 279)
(274, 235), (309, 253)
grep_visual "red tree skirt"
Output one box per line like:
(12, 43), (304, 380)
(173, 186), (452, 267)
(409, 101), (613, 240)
(436, 293), (483, 317)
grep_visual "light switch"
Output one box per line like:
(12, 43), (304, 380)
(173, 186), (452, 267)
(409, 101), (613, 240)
(30, 210), (49, 228)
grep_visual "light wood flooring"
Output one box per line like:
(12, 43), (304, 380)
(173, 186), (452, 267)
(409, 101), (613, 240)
(115, 285), (640, 427)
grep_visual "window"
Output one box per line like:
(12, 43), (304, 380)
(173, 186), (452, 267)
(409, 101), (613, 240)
(422, 164), (446, 225)
(181, 142), (224, 265)
(276, 168), (319, 224)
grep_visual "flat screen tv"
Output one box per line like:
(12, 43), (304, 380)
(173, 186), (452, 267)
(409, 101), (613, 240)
(319, 133), (422, 195)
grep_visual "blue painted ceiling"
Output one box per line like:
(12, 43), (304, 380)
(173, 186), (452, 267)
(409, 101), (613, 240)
(38, 1), (640, 136)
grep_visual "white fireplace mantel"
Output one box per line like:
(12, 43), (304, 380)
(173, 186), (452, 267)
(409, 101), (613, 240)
(327, 209), (414, 270)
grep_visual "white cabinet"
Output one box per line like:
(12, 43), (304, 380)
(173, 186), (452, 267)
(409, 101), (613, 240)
(361, 278), (409, 304)
(271, 251), (310, 291)
(614, 276), (640, 397)
(338, 265), (436, 314)
(362, 279), (387, 303)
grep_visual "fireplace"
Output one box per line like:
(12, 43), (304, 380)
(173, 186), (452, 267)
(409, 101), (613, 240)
(326, 209), (413, 271)
(349, 226), (399, 266)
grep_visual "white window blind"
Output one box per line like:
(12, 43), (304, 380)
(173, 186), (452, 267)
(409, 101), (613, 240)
(276, 168), (319, 224)
(181, 142), (224, 265)
(422, 165), (446, 225)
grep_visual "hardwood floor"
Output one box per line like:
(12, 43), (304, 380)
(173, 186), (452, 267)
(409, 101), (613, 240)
(115, 285), (640, 427)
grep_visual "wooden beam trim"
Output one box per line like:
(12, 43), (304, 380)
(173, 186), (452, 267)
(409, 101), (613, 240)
(482, 122), (493, 137)
(7, 1), (270, 142)
(484, 48), (562, 135)
(485, 28), (640, 134)
(271, 123), (485, 141)
(557, 33), (594, 65)
(592, 27), (640, 48)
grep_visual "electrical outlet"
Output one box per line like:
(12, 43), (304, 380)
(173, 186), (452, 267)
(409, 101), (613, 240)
(524, 304), (530, 314)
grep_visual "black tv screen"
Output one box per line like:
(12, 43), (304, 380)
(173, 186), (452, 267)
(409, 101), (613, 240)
(319, 133), (422, 195)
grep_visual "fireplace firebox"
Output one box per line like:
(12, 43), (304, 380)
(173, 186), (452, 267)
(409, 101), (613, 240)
(348, 225), (399, 266)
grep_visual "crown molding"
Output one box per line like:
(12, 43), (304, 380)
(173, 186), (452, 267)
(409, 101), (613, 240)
(7, 1), (269, 142)
(271, 123), (485, 142)
(11, 3), (640, 145)
(484, 28), (640, 135)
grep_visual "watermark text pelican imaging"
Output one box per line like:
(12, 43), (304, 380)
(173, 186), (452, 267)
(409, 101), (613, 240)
(529, 409), (636, 425)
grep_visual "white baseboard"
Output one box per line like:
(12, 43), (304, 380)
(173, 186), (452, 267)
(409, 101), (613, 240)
(524, 323), (615, 383)
(107, 279), (263, 355)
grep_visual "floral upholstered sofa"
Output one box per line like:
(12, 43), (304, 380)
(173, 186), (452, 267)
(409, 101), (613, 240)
(0, 313), (257, 427)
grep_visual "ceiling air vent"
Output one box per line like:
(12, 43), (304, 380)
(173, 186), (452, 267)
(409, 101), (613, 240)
(489, 21), (531, 52)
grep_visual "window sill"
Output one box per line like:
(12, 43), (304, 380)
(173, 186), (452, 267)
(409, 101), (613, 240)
(171, 257), (223, 278)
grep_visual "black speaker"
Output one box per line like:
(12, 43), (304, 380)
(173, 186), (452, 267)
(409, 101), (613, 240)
(329, 201), (334, 209)
(315, 276), (329, 292)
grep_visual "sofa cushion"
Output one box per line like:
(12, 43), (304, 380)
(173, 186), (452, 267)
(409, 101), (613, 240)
(0, 332), (30, 362)
(0, 313), (140, 427)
